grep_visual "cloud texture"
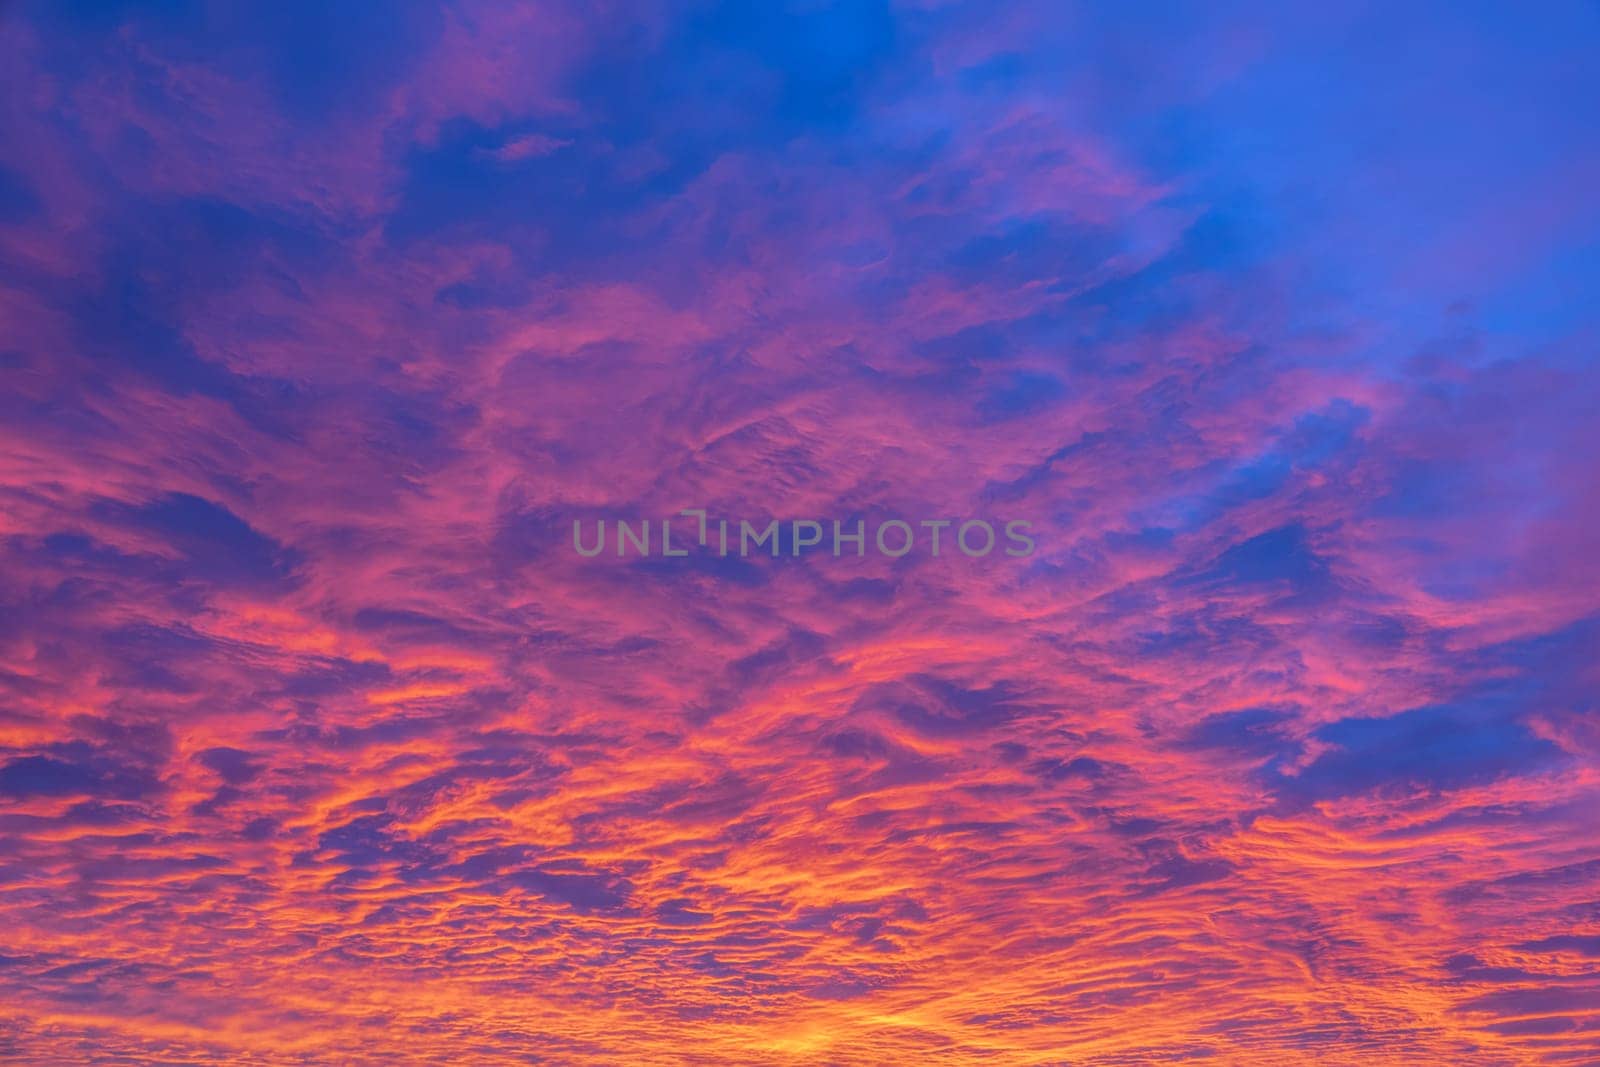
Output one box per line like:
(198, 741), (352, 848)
(1, 2), (1598, 1063)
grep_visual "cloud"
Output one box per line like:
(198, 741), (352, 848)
(0, 1), (1596, 1064)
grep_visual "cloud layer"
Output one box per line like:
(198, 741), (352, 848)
(1, 2), (1598, 1063)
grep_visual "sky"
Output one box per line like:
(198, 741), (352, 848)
(1, 1), (1598, 1064)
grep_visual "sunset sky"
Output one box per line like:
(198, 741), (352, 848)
(2, 2), (1598, 1063)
